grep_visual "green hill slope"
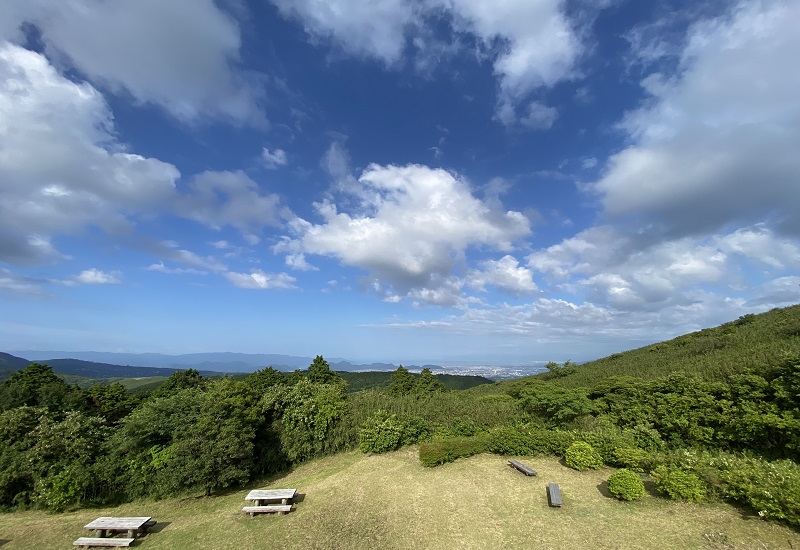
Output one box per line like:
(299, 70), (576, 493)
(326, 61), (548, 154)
(0, 450), (796, 550)
(522, 304), (800, 389)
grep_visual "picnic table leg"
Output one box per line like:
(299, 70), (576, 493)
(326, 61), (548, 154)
(281, 498), (288, 505)
(97, 529), (107, 538)
(128, 528), (136, 538)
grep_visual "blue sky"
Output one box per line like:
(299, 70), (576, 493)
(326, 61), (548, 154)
(1, 0), (798, 365)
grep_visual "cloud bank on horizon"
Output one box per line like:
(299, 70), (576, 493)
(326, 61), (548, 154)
(0, 0), (798, 363)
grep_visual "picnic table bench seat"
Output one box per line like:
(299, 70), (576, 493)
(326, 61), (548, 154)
(73, 537), (135, 548)
(508, 459), (537, 476)
(242, 504), (292, 516)
(547, 482), (563, 507)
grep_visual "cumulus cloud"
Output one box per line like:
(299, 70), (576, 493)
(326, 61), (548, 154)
(467, 255), (538, 296)
(594, 1), (800, 237)
(2, 0), (264, 124)
(177, 170), (286, 234)
(262, 148), (288, 169)
(0, 43), (179, 265)
(518, 101), (558, 130)
(224, 269), (297, 290)
(270, 0), (584, 126)
(278, 163), (531, 301)
(145, 262), (207, 276)
(75, 268), (121, 285)
(285, 253), (318, 271)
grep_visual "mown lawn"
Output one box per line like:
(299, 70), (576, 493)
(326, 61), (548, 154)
(1, 450), (798, 549)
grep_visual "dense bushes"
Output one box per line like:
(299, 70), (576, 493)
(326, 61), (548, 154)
(716, 456), (800, 526)
(565, 442), (603, 471)
(650, 465), (706, 502)
(358, 410), (429, 453)
(607, 469), (645, 501)
(419, 436), (489, 467)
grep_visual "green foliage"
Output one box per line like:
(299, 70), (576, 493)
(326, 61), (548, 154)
(307, 355), (342, 385)
(85, 383), (134, 424)
(716, 455), (800, 526)
(414, 368), (447, 395)
(0, 363), (83, 413)
(607, 469), (645, 501)
(514, 382), (594, 425)
(650, 465), (707, 502)
(612, 447), (651, 472)
(388, 365), (415, 396)
(152, 368), (206, 398)
(419, 435), (489, 467)
(487, 426), (538, 456)
(267, 377), (349, 461)
(565, 441), (603, 471)
(358, 410), (405, 453)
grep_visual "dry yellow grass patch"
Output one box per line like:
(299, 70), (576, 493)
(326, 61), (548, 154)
(0, 450), (797, 549)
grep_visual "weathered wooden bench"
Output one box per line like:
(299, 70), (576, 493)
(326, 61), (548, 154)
(508, 459), (537, 476)
(73, 537), (135, 548)
(547, 483), (563, 507)
(242, 504), (292, 516)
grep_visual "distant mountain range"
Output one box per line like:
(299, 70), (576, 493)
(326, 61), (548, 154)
(4, 350), (442, 379)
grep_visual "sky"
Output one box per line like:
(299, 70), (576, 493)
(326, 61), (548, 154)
(1, 0), (799, 365)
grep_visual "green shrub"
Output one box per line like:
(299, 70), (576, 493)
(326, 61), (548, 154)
(419, 436), (489, 467)
(612, 447), (651, 472)
(400, 416), (430, 445)
(358, 410), (405, 453)
(532, 429), (577, 456)
(650, 465), (706, 502)
(607, 469), (645, 501)
(565, 441), (603, 471)
(717, 456), (800, 526)
(487, 426), (536, 456)
(448, 419), (479, 437)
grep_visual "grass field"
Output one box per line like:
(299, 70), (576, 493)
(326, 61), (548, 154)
(1, 450), (798, 550)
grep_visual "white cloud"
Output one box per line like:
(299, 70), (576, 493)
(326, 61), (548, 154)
(270, 0), (584, 126)
(178, 170), (286, 235)
(594, 1), (800, 237)
(224, 269), (297, 290)
(75, 268), (121, 285)
(0, 43), (179, 265)
(145, 262), (207, 276)
(468, 255), (538, 296)
(285, 253), (318, 271)
(519, 101), (558, 130)
(279, 163), (531, 298)
(262, 148), (288, 169)
(270, 0), (415, 65)
(2, 0), (264, 124)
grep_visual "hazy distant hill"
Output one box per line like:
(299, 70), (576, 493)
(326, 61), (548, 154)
(0, 353), (227, 381)
(13, 350), (443, 374)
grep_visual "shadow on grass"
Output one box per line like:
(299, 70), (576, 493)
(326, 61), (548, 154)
(643, 479), (661, 497)
(143, 521), (171, 535)
(596, 481), (612, 499)
(293, 493), (306, 504)
(0, 539), (9, 547)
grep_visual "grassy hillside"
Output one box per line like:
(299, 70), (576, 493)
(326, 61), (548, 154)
(0, 450), (796, 550)
(519, 304), (800, 389)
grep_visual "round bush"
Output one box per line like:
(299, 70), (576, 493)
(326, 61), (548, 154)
(612, 446), (650, 472)
(607, 469), (646, 501)
(564, 441), (603, 471)
(650, 465), (706, 503)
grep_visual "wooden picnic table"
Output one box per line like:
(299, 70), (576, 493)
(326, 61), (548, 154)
(84, 517), (152, 539)
(245, 488), (296, 506)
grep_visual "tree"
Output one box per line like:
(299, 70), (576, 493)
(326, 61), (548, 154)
(85, 383), (134, 424)
(388, 365), (415, 396)
(307, 355), (341, 385)
(152, 368), (206, 398)
(170, 379), (258, 496)
(414, 368), (446, 395)
(0, 363), (83, 413)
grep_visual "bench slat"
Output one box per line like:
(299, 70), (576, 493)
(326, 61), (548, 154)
(547, 483), (563, 507)
(242, 505), (292, 515)
(73, 537), (135, 548)
(508, 459), (537, 476)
